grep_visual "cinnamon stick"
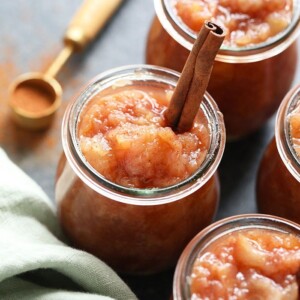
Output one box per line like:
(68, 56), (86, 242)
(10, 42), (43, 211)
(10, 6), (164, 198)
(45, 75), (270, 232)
(164, 21), (225, 132)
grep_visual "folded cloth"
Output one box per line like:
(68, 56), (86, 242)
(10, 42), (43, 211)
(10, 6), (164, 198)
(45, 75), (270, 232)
(0, 149), (137, 300)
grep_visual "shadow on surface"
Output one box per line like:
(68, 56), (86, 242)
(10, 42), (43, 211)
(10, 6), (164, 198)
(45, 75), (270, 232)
(121, 268), (174, 300)
(216, 123), (274, 220)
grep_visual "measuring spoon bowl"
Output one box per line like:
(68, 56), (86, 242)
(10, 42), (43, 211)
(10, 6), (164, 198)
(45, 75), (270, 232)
(9, 72), (62, 130)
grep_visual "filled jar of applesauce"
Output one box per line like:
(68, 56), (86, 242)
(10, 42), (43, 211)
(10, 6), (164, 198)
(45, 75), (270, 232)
(173, 214), (300, 299)
(146, 0), (300, 139)
(256, 85), (300, 224)
(55, 65), (225, 274)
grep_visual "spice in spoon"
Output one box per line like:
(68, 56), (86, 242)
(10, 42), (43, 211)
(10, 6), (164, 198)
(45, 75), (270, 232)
(11, 80), (55, 115)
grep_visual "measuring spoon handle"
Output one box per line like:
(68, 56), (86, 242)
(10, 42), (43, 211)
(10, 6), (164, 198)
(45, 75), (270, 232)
(64, 0), (123, 50)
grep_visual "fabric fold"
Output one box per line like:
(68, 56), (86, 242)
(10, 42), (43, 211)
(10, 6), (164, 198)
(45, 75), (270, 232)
(0, 149), (137, 300)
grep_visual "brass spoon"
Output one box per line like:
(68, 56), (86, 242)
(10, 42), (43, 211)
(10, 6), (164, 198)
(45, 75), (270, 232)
(9, 0), (123, 130)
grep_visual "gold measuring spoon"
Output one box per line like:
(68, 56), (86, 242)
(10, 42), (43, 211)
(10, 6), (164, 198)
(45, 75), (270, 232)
(9, 0), (123, 130)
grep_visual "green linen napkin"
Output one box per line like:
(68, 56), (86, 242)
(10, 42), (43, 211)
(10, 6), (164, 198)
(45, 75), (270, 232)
(0, 149), (137, 300)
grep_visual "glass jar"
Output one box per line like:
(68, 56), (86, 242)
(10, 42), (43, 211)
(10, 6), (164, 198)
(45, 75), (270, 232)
(173, 214), (300, 299)
(55, 65), (225, 275)
(146, 0), (300, 139)
(256, 85), (300, 224)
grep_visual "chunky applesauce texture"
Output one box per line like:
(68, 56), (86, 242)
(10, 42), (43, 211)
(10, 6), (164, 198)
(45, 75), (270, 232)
(289, 100), (300, 157)
(77, 85), (210, 188)
(190, 229), (300, 299)
(174, 0), (293, 47)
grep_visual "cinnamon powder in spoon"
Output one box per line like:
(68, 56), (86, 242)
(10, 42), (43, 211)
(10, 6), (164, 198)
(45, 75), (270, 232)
(11, 81), (55, 114)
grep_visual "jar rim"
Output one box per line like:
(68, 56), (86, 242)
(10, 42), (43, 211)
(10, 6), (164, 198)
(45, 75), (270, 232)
(173, 213), (300, 299)
(275, 84), (300, 182)
(155, 0), (300, 63)
(62, 64), (225, 205)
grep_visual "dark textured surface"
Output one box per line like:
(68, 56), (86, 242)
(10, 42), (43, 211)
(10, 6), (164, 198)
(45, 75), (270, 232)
(0, 1), (299, 299)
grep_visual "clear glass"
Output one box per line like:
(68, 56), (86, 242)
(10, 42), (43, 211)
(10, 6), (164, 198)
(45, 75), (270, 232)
(256, 85), (300, 224)
(55, 65), (225, 274)
(146, 0), (300, 139)
(173, 214), (300, 299)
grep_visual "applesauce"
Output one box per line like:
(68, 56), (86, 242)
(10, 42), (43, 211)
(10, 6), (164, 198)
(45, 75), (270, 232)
(78, 86), (209, 188)
(256, 85), (300, 223)
(173, 214), (300, 300)
(190, 229), (300, 299)
(55, 65), (225, 274)
(175, 0), (293, 47)
(289, 99), (300, 157)
(146, 0), (300, 139)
